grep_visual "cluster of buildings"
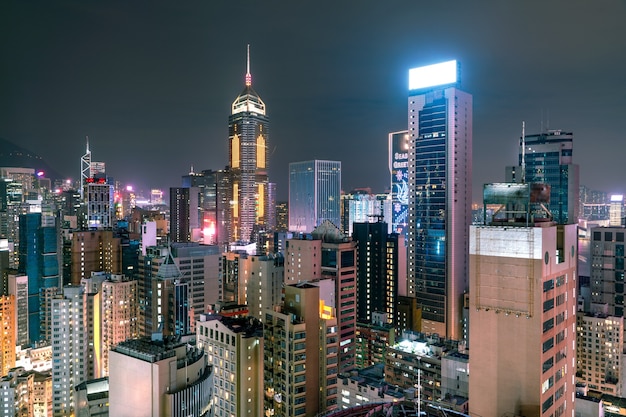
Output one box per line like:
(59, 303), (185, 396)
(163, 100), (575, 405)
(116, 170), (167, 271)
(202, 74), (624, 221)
(0, 51), (624, 417)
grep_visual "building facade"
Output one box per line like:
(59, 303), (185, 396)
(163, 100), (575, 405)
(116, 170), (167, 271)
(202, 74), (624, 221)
(288, 160), (341, 233)
(227, 46), (269, 244)
(469, 209), (577, 416)
(407, 60), (472, 340)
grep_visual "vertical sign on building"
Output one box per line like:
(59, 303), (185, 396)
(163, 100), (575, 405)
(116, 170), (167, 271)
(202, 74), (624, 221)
(389, 130), (409, 239)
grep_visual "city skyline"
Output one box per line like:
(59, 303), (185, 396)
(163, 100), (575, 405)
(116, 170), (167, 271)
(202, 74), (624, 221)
(2, 1), (626, 202)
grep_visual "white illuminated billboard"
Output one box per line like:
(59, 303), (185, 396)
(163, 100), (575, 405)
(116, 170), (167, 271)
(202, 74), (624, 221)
(408, 60), (457, 90)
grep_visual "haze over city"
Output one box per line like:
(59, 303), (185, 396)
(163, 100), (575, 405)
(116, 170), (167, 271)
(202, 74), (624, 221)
(2, 1), (625, 200)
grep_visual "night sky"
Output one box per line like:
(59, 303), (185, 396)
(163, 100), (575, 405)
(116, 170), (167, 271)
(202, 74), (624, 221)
(2, 1), (625, 202)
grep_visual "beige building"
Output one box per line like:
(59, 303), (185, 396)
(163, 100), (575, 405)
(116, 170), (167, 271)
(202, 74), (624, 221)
(469, 221), (578, 417)
(197, 314), (263, 417)
(264, 283), (339, 416)
(109, 337), (213, 417)
(101, 274), (138, 376)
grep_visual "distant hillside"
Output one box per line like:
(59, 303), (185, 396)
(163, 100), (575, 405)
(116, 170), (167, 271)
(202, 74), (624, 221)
(0, 137), (63, 180)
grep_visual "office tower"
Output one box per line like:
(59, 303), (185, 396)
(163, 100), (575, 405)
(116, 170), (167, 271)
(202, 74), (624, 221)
(610, 194), (624, 226)
(85, 178), (114, 229)
(197, 314), (263, 417)
(182, 169), (221, 244)
(266, 182), (277, 232)
(507, 129), (579, 224)
(0, 295), (15, 375)
(169, 242), (220, 327)
(137, 246), (189, 337)
(275, 202), (288, 231)
(228, 46), (270, 244)
(468, 183), (577, 417)
(101, 274), (138, 376)
(579, 185), (610, 220)
(285, 221), (357, 373)
(169, 187), (196, 243)
(70, 229), (122, 285)
(264, 283), (339, 416)
(18, 212), (60, 343)
(8, 272), (28, 347)
(80, 139), (91, 200)
(52, 285), (86, 417)
(389, 130), (410, 238)
(340, 190), (392, 236)
(407, 60), (472, 340)
(353, 221), (405, 324)
(288, 160), (341, 233)
(576, 311), (624, 396)
(109, 337), (213, 417)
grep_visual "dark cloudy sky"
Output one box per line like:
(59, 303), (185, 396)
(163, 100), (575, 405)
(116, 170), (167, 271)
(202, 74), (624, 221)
(2, 1), (625, 202)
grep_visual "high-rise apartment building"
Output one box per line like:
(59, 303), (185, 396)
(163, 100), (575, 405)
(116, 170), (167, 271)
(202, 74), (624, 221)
(228, 46), (269, 244)
(197, 314), (263, 417)
(288, 160), (341, 233)
(285, 221), (357, 373)
(469, 183), (577, 417)
(70, 229), (122, 285)
(353, 221), (405, 324)
(588, 226), (626, 316)
(507, 129), (579, 225)
(0, 295), (15, 376)
(85, 178), (114, 229)
(264, 283), (339, 416)
(407, 60), (472, 340)
(101, 274), (138, 376)
(51, 285), (85, 417)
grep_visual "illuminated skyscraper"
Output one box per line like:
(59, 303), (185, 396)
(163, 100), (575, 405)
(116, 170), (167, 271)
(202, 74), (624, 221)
(288, 160), (341, 233)
(407, 60), (472, 340)
(506, 129), (579, 224)
(228, 45), (269, 243)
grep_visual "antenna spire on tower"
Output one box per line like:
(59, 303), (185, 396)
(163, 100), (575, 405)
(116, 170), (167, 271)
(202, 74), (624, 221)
(245, 44), (252, 87)
(86, 135), (90, 153)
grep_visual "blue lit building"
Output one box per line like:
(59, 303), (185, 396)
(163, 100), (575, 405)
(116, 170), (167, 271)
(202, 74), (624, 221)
(18, 212), (60, 343)
(506, 130), (579, 225)
(407, 60), (472, 340)
(288, 160), (341, 233)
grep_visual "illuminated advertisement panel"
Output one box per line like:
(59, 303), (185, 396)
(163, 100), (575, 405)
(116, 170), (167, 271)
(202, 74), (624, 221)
(389, 131), (409, 238)
(408, 60), (457, 91)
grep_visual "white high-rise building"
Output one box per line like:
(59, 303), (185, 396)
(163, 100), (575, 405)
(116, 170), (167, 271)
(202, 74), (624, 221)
(51, 285), (85, 417)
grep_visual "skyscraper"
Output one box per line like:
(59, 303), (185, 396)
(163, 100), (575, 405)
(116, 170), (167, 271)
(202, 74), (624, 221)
(288, 160), (341, 233)
(506, 129), (579, 224)
(407, 60), (472, 340)
(228, 45), (269, 244)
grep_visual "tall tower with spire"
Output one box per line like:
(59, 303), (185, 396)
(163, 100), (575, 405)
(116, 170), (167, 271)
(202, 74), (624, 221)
(80, 136), (91, 200)
(227, 45), (269, 243)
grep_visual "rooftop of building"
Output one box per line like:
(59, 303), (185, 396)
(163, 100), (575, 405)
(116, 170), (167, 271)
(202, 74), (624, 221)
(112, 335), (203, 367)
(200, 314), (263, 338)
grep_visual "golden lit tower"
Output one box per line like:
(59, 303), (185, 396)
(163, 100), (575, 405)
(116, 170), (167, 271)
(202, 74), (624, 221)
(228, 45), (269, 244)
